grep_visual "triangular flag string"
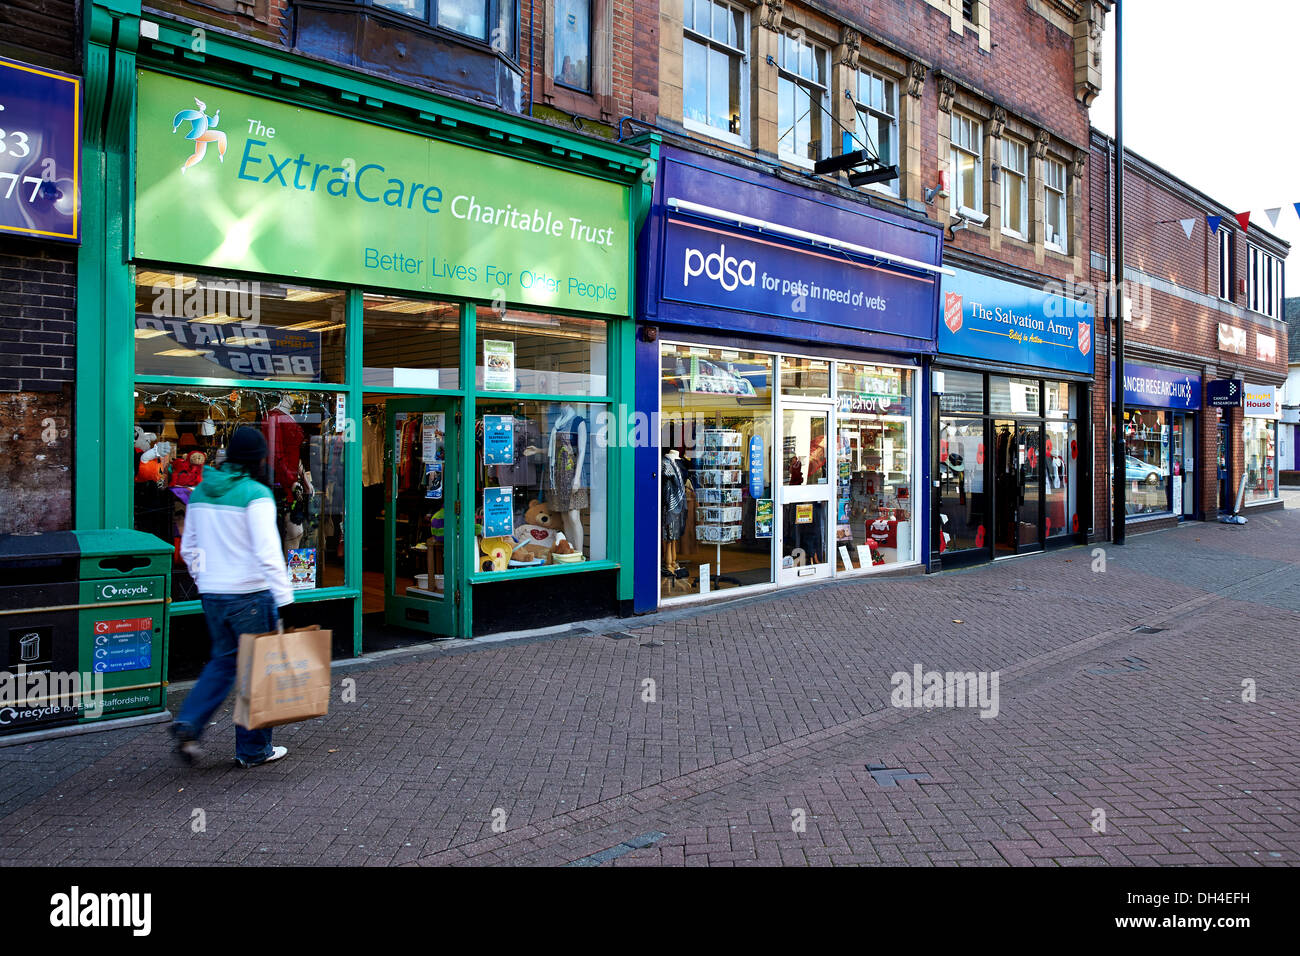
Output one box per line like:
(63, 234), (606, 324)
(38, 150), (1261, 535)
(1235, 211), (1251, 233)
(1265, 207), (1281, 227)
(1179, 218), (1195, 240)
(1207, 215), (1222, 235)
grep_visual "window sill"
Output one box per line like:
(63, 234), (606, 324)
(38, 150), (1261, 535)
(1045, 243), (1069, 256)
(469, 559), (619, 584)
(1001, 228), (1028, 242)
(683, 118), (748, 149)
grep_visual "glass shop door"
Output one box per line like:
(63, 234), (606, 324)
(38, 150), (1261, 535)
(384, 397), (459, 636)
(778, 403), (834, 585)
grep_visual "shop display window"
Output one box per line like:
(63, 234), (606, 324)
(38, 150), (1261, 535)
(1122, 409), (1170, 515)
(660, 344), (774, 598)
(474, 307), (607, 395)
(134, 270), (345, 383)
(835, 363), (915, 569)
(1244, 418), (1278, 502)
(936, 418), (986, 552)
(1043, 420), (1077, 538)
(938, 369), (984, 415)
(474, 400), (608, 566)
(363, 295), (460, 388)
(133, 385), (346, 601)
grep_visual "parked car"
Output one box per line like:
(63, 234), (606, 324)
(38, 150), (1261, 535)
(1126, 455), (1168, 485)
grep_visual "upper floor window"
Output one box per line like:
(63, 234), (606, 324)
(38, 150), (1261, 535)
(1043, 156), (1068, 253)
(853, 69), (898, 194)
(1000, 137), (1028, 239)
(1218, 228), (1234, 300)
(962, 0), (978, 24)
(683, 0), (748, 141)
(554, 0), (593, 91)
(950, 112), (983, 217)
(373, 0), (514, 49)
(1247, 245), (1283, 319)
(776, 32), (828, 165)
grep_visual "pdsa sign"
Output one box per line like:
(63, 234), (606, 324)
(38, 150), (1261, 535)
(135, 71), (630, 313)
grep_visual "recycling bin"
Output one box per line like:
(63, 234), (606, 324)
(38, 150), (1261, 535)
(0, 530), (171, 737)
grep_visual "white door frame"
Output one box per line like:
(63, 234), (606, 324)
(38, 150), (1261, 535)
(776, 398), (836, 585)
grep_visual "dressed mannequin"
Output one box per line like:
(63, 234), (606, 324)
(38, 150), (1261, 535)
(523, 404), (588, 555)
(262, 394), (304, 496)
(661, 449), (687, 572)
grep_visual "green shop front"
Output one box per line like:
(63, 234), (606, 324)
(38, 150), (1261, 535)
(78, 17), (647, 669)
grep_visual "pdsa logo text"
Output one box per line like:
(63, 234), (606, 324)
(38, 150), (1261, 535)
(683, 243), (756, 292)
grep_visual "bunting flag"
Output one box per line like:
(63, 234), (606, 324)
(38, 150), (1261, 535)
(1179, 218), (1196, 239)
(1207, 215), (1222, 235)
(1265, 207), (1282, 227)
(1235, 211), (1251, 232)
(1295, 202), (1300, 221)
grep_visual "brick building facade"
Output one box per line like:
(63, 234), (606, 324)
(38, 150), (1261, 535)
(1089, 130), (1289, 536)
(0, 1), (81, 533)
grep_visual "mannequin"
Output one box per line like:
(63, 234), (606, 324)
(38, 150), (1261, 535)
(661, 449), (687, 572)
(263, 394), (304, 496)
(525, 404), (588, 555)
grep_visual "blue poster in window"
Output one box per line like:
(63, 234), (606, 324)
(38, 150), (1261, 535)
(748, 435), (764, 499)
(484, 415), (514, 465)
(483, 486), (514, 537)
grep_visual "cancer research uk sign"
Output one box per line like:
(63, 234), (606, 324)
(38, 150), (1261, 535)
(134, 71), (628, 313)
(938, 269), (1093, 375)
(659, 216), (935, 342)
(1110, 362), (1201, 410)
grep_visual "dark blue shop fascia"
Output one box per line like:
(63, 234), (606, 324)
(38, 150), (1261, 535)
(633, 145), (944, 613)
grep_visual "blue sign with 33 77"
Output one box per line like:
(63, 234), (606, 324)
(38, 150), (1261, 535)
(938, 268), (1093, 375)
(0, 56), (81, 242)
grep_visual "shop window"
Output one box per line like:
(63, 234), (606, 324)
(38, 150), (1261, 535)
(474, 307), (607, 395)
(950, 112), (983, 218)
(854, 69), (898, 194)
(133, 385), (346, 601)
(836, 364), (915, 569)
(937, 368), (985, 415)
(1121, 409), (1170, 516)
(1000, 137), (1028, 239)
(779, 355), (830, 398)
(776, 32), (829, 165)
(362, 295), (460, 389)
(134, 270), (345, 384)
(1044, 157), (1068, 253)
(989, 375), (1041, 416)
(683, 0), (748, 142)
(1244, 418), (1277, 502)
(660, 344), (775, 599)
(474, 399), (607, 565)
(936, 418), (985, 553)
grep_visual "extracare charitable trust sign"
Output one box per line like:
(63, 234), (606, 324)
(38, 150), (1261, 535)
(134, 71), (629, 313)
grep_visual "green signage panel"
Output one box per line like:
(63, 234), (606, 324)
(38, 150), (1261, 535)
(135, 71), (631, 313)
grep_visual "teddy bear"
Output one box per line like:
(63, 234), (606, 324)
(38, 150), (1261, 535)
(510, 498), (558, 563)
(170, 450), (207, 488)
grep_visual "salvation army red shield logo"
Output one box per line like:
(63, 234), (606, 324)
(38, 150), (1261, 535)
(944, 292), (963, 334)
(1078, 321), (1092, 356)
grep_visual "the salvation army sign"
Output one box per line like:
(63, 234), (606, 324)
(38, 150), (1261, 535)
(938, 269), (1093, 375)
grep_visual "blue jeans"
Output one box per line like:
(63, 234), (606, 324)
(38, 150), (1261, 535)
(174, 590), (278, 763)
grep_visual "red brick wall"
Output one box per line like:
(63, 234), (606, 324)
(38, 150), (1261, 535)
(1088, 135), (1290, 534)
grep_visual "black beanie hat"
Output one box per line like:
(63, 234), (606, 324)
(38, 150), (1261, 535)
(226, 426), (267, 468)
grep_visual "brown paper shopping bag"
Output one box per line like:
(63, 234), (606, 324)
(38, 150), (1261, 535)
(234, 625), (332, 729)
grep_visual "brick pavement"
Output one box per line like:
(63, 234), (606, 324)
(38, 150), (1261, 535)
(0, 508), (1297, 867)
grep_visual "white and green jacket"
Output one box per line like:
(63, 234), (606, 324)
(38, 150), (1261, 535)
(179, 464), (294, 607)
